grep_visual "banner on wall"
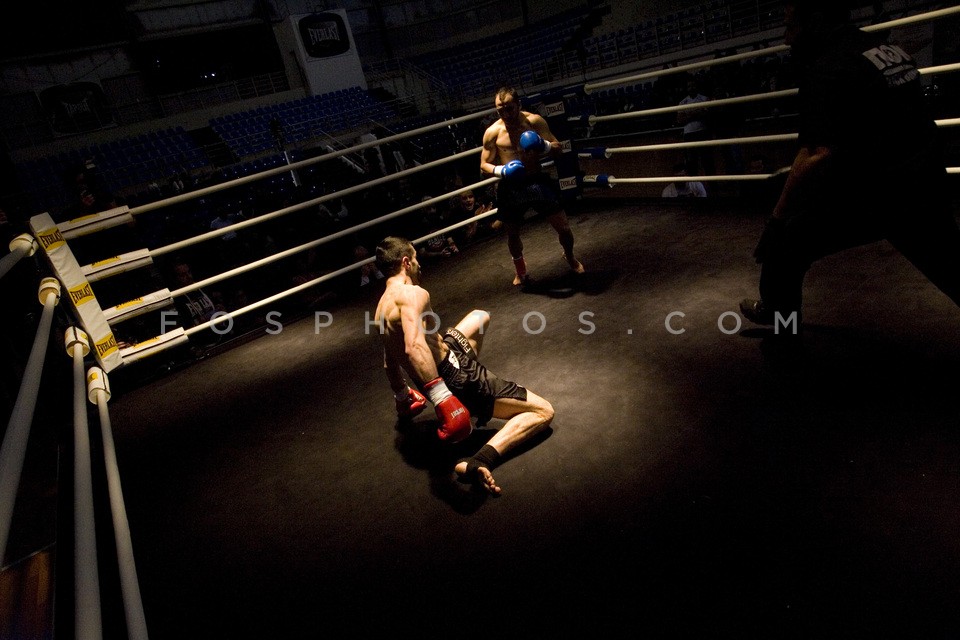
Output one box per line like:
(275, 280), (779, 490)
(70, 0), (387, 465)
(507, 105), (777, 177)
(527, 89), (583, 201)
(38, 82), (113, 135)
(298, 12), (351, 58)
(290, 9), (366, 96)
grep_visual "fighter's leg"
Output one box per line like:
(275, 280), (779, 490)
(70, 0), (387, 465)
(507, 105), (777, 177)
(505, 222), (528, 285)
(546, 210), (584, 273)
(454, 309), (491, 355)
(753, 200), (882, 320)
(454, 390), (554, 494)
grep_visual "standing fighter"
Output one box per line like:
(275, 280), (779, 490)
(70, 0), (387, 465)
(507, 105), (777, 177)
(480, 86), (585, 286)
(374, 236), (554, 494)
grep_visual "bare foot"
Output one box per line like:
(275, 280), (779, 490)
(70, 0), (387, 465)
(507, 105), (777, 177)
(455, 460), (502, 495)
(563, 253), (585, 274)
(512, 273), (530, 286)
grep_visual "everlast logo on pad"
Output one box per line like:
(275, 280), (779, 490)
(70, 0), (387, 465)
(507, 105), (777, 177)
(68, 282), (94, 306)
(95, 334), (119, 358)
(299, 13), (350, 58)
(92, 256), (122, 267)
(37, 228), (65, 252)
(559, 176), (579, 190)
(543, 101), (566, 117)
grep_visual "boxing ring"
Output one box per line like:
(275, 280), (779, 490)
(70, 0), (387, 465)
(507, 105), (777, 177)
(2, 4), (960, 638)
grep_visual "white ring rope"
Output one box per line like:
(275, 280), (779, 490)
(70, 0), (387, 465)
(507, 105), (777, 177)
(146, 146), (482, 260)
(920, 62), (960, 76)
(583, 5), (960, 95)
(0, 284), (59, 561)
(173, 177), (500, 297)
(589, 89), (799, 125)
(585, 45), (792, 95)
(580, 133), (800, 158)
(579, 119), (960, 180)
(128, 108), (496, 217)
(861, 4), (960, 31)
(585, 172), (786, 185)
(89, 375), (149, 640)
(581, 119), (960, 159)
(0, 243), (31, 281)
(590, 56), (960, 127)
(70, 337), (103, 640)
(187, 207), (500, 338)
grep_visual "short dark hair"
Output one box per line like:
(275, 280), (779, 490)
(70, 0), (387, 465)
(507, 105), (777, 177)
(495, 86), (519, 103)
(375, 236), (414, 276)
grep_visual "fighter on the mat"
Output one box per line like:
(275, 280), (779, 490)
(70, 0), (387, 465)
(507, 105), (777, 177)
(480, 85), (585, 286)
(374, 236), (554, 494)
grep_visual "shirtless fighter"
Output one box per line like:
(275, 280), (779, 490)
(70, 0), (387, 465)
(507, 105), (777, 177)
(374, 236), (554, 494)
(481, 85), (584, 286)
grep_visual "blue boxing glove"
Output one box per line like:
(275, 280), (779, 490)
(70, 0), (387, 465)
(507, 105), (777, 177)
(519, 130), (553, 154)
(494, 159), (525, 179)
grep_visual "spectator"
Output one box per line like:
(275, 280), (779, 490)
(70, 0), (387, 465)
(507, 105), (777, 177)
(661, 163), (707, 198)
(449, 188), (494, 246)
(63, 160), (119, 221)
(354, 244), (384, 288)
(677, 77), (715, 176)
(417, 196), (460, 260)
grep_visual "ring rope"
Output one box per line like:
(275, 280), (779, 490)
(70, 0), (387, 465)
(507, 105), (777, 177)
(184, 208), (500, 339)
(70, 332), (103, 638)
(0, 284), (60, 560)
(88, 375), (150, 640)
(588, 89), (799, 125)
(171, 177), (500, 298)
(581, 117), (960, 158)
(115, 180), (502, 362)
(150, 146), (483, 261)
(585, 45), (791, 95)
(580, 133), (800, 158)
(584, 172), (787, 186)
(920, 62), (960, 76)
(583, 5), (960, 96)
(860, 4), (960, 32)
(127, 108), (497, 217)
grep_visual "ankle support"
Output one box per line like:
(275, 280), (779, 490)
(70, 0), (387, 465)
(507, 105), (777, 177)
(458, 444), (501, 482)
(512, 256), (527, 277)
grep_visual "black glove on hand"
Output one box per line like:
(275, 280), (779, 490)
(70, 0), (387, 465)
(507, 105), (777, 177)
(753, 216), (785, 264)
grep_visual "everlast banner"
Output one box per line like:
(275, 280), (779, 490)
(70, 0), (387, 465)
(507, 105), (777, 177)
(288, 9), (366, 96)
(527, 89), (583, 201)
(298, 12), (350, 58)
(38, 82), (112, 135)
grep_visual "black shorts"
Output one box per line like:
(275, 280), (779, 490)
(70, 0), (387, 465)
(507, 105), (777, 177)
(496, 173), (562, 225)
(437, 328), (527, 426)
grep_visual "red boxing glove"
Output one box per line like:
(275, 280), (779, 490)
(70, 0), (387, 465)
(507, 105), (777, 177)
(424, 377), (472, 443)
(395, 386), (427, 418)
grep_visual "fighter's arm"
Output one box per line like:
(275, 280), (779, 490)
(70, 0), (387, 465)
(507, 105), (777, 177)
(526, 114), (561, 155)
(527, 113), (558, 143)
(382, 345), (408, 394)
(480, 125), (501, 175)
(771, 144), (833, 221)
(399, 285), (441, 386)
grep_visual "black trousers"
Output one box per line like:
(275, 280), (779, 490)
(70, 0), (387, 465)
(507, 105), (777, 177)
(758, 165), (960, 314)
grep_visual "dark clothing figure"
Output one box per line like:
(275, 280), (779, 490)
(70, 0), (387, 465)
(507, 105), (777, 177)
(742, 3), (960, 327)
